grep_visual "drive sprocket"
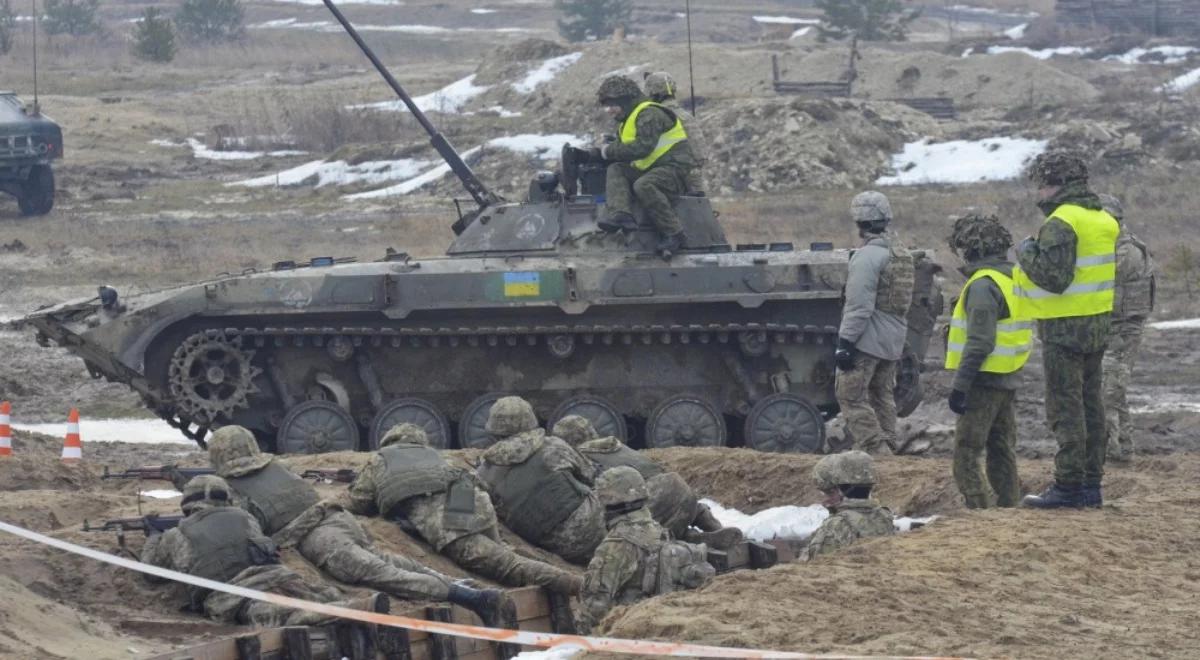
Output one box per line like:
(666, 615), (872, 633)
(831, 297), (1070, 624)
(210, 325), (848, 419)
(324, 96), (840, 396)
(168, 331), (261, 425)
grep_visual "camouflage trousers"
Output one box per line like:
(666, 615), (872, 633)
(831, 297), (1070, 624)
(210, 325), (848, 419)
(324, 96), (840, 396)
(443, 532), (580, 594)
(539, 495), (606, 565)
(1044, 343), (1106, 486)
(205, 565), (349, 627)
(1103, 319), (1145, 461)
(835, 354), (898, 454)
(298, 511), (451, 601)
(605, 162), (689, 237)
(953, 385), (1020, 508)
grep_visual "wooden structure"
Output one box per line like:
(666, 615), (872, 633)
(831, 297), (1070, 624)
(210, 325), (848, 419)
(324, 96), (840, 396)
(771, 55), (959, 121)
(1056, 0), (1200, 36)
(886, 97), (959, 120)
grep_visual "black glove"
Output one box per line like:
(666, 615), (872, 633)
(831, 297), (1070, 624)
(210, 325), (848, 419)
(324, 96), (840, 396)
(948, 389), (969, 415)
(834, 338), (856, 371)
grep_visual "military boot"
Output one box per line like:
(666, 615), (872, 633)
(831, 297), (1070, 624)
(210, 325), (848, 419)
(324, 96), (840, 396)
(690, 506), (744, 549)
(549, 572), (583, 596)
(657, 232), (686, 259)
(1021, 483), (1085, 509)
(599, 211), (638, 233)
(1081, 485), (1103, 508)
(684, 527), (744, 550)
(285, 592), (390, 626)
(448, 584), (516, 629)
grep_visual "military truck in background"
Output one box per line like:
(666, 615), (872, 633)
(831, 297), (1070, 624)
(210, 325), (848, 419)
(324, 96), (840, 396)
(0, 91), (62, 216)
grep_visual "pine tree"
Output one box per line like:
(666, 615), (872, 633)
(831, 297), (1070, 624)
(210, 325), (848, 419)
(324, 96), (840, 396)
(43, 0), (102, 38)
(0, 0), (15, 56)
(555, 0), (632, 43)
(176, 0), (244, 43)
(132, 8), (177, 63)
(815, 0), (921, 42)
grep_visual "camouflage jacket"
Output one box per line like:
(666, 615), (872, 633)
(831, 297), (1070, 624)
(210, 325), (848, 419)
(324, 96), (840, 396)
(578, 507), (668, 633)
(803, 498), (894, 560)
(839, 232), (914, 361)
(480, 429), (597, 486)
(951, 258), (1020, 392)
(1113, 226), (1155, 322)
(603, 96), (697, 171)
(1017, 185), (1111, 352)
(661, 98), (707, 164)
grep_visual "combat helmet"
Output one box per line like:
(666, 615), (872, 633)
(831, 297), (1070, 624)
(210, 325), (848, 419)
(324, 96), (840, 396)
(1097, 193), (1124, 222)
(812, 450), (877, 492)
(596, 466), (649, 508)
(181, 474), (233, 515)
(597, 75), (642, 105)
(208, 425), (271, 478)
(485, 396), (539, 437)
(644, 71), (677, 101)
(947, 213), (1013, 261)
(850, 191), (892, 234)
(1027, 151), (1088, 187)
(551, 415), (598, 447)
(380, 422), (430, 449)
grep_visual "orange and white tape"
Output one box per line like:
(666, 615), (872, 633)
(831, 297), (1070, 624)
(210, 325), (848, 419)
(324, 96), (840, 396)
(0, 520), (968, 660)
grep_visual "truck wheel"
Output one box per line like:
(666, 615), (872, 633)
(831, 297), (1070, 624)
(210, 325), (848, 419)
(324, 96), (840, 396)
(18, 165), (55, 216)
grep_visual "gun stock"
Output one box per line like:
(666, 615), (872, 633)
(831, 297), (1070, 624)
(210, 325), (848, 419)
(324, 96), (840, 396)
(102, 465), (215, 482)
(301, 468), (358, 484)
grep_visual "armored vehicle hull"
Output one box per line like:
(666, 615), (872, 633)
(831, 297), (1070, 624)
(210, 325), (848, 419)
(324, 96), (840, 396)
(0, 92), (61, 217)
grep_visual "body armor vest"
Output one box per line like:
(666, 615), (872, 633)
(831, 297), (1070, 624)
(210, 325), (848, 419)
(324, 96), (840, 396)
(479, 444), (587, 542)
(226, 462), (319, 535)
(580, 441), (664, 479)
(179, 507), (272, 609)
(377, 443), (462, 518)
(1115, 233), (1155, 319)
(876, 239), (916, 317)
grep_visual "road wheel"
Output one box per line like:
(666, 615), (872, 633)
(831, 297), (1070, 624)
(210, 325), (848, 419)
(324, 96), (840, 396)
(277, 400), (360, 454)
(645, 394), (726, 448)
(458, 392), (508, 449)
(743, 393), (825, 454)
(18, 165), (54, 216)
(369, 398), (451, 449)
(549, 395), (627, 442)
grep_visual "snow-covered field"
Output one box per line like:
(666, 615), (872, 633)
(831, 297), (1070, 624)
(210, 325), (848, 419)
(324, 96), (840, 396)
(12, 418), (191, 445)
(1104, 46), (1198, 65)
(151, 138), (306, 161)
(1166, 67), (1200, 93)
(249, 18), (538, 35)
(512, 53), (583, 94)
(877, 137), (1047, 186)
(232, 157), (433, 189)
(964, 45), (1092, 60)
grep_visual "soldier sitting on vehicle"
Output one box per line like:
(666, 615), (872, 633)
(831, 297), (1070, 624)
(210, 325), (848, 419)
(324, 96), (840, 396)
(578, 467), (715, 634)
(476, 397), (606, 565)
(141, 474), (389, 627)
(343, 422), (582, 596)
(551, 415), (742, 549)
(642, 71), (706, 195)
(804, 451), (895, 560)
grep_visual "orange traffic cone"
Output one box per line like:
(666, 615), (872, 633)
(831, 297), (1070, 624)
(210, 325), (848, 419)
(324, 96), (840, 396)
(61, 408), (82, 463)
(0, 401), (11, 457)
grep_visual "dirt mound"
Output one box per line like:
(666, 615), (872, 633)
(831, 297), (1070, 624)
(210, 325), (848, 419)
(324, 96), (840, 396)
(0, 432), (101, 491)
(475, 38), (571, 85)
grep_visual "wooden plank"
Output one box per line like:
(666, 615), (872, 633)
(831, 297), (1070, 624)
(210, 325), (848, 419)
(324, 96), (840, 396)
(235, 634), (262, 660)
(282, 627), (312, 660)
(508, 587), (550, 621)
(147, 628), (286, 660)
(426, 606), (459, 660)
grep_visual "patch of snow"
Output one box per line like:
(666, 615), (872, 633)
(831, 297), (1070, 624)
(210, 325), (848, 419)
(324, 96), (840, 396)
(877, 137), (1048, 186)
(249, 18), (335, 30)
(981, 46), (1092, 60)
(231, 158), (432, 188)
(471, 8), (497, 13)
(151, 138), (306, 161)
(1149, 318), (1200, 330)
(511, 647), (581, 660)
(701, 499), (829, 541)
(948, 4), (1038, 18)
(489, 133), (587, 156)
(513, 52), (583, 94)
(355, 75), (490, 114)
(1105, 46), (1198, 65)
(1004, 23), (1027, 40)
(267, 0), (404, 4)
(12, 419), (191, 445)
(484, 105), (522, 117)
(602, 62), (649, 78)
(346, 147), (483, 199)
(753, 15), (820, 25)
(790, 27), (812, 39)
(251, 18), (535, 34)
(895, 515), (938, 532)
(674, 12), (686, 18)
(1164, 67), (1200, 93)
(140, 490), (182, 499)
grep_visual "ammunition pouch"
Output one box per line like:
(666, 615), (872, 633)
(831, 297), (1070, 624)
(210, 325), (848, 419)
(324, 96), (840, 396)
(442, 478), (478, 532)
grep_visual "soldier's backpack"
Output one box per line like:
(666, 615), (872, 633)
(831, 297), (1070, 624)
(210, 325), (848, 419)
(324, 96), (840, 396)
(641, 539), (715, 595)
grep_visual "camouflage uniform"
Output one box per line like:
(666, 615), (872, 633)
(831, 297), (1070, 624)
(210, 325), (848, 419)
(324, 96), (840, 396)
(1017, 154), (1114, 503)
(477, 398), (605, 565)
(836, 192), (915, 454)
(644, 71), (706, 194)
(207, 426), (454, 603)
(804, 452), (894, 560)
(578, 468), (714, 634)
(945, 215), (1023, 509)
(346, 423), (581, 595)
(597, 75), (697, 241)
(141, 475), (381, 627)
(1099, 194), (1155, 463)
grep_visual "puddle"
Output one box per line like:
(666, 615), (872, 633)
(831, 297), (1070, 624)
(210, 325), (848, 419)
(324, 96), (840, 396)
(140, 489), (182, 499)
(12, 418), (192, 445)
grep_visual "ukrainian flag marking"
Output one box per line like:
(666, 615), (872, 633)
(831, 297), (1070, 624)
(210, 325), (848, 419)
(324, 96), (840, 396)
(503, 271), (541, 297)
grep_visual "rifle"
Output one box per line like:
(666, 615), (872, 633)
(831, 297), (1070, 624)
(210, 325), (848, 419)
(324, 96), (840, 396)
(82, 514), (184, 559)
(102, 465), (214, 484)
(300, 468), (358, 484)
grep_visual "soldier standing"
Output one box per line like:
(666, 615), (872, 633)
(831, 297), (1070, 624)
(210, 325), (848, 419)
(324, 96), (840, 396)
(834, 191), (916, 454)
(804, 451), (894, 560)
(944, 214), (1030, 508)
(476, 397), (606, 564)
(1098, 193), (1155, 464)
(344, 423), (582, 595)
(203, 426), (510, 625)
(578, 467), (715, 633)
(142, 475), (388, 627)
(1016, 152), (1119, 508)
(642, 71), (706, 195)
(594, 74), (697, 257)
(551, 415), (742, 548)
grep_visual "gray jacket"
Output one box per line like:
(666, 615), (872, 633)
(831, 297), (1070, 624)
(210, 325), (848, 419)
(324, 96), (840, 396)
(838, 234), (913, 361)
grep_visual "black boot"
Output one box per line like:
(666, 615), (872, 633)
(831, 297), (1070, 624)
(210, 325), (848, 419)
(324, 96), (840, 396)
(1021, 483), (1085, 509)
(598, 211), (638, 233)
(448, 584), (515, 629)
(1081, 485), (1103, 508)
(657, 232), (686, 259)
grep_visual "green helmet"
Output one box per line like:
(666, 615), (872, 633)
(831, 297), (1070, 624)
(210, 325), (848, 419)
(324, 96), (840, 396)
(1027, 151), (1088, 187)
(644, 71), (677, 101)
(181, 474), (233, 515)
(812, 450), (877, 491)
(597, 75), (641, 105)
(1097, 193), (1124, 221)
(208, 425), (270, 477)
(485, 396), (539, 437)
(851, 191), (892, 233)
(380, 422), (429, 449)
(948, 213), (1013, 260)
(551, 415), (598, 447)
(596, 466), (648, 507)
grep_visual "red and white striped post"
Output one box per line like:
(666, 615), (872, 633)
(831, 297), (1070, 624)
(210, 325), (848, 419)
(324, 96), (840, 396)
(61, 408), (82, 463)
(0, 401), (12, 457)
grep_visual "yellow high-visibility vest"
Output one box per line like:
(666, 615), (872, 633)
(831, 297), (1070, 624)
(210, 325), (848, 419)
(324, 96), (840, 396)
(1013, 203), (1119, 319)
(620, 101), (688, 171)
(945, 268), (1033, 374)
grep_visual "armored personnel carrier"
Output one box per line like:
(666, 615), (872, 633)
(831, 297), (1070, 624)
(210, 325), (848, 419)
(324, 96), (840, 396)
(0, 91), (61, 216)
(24, 0), (940, 454)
